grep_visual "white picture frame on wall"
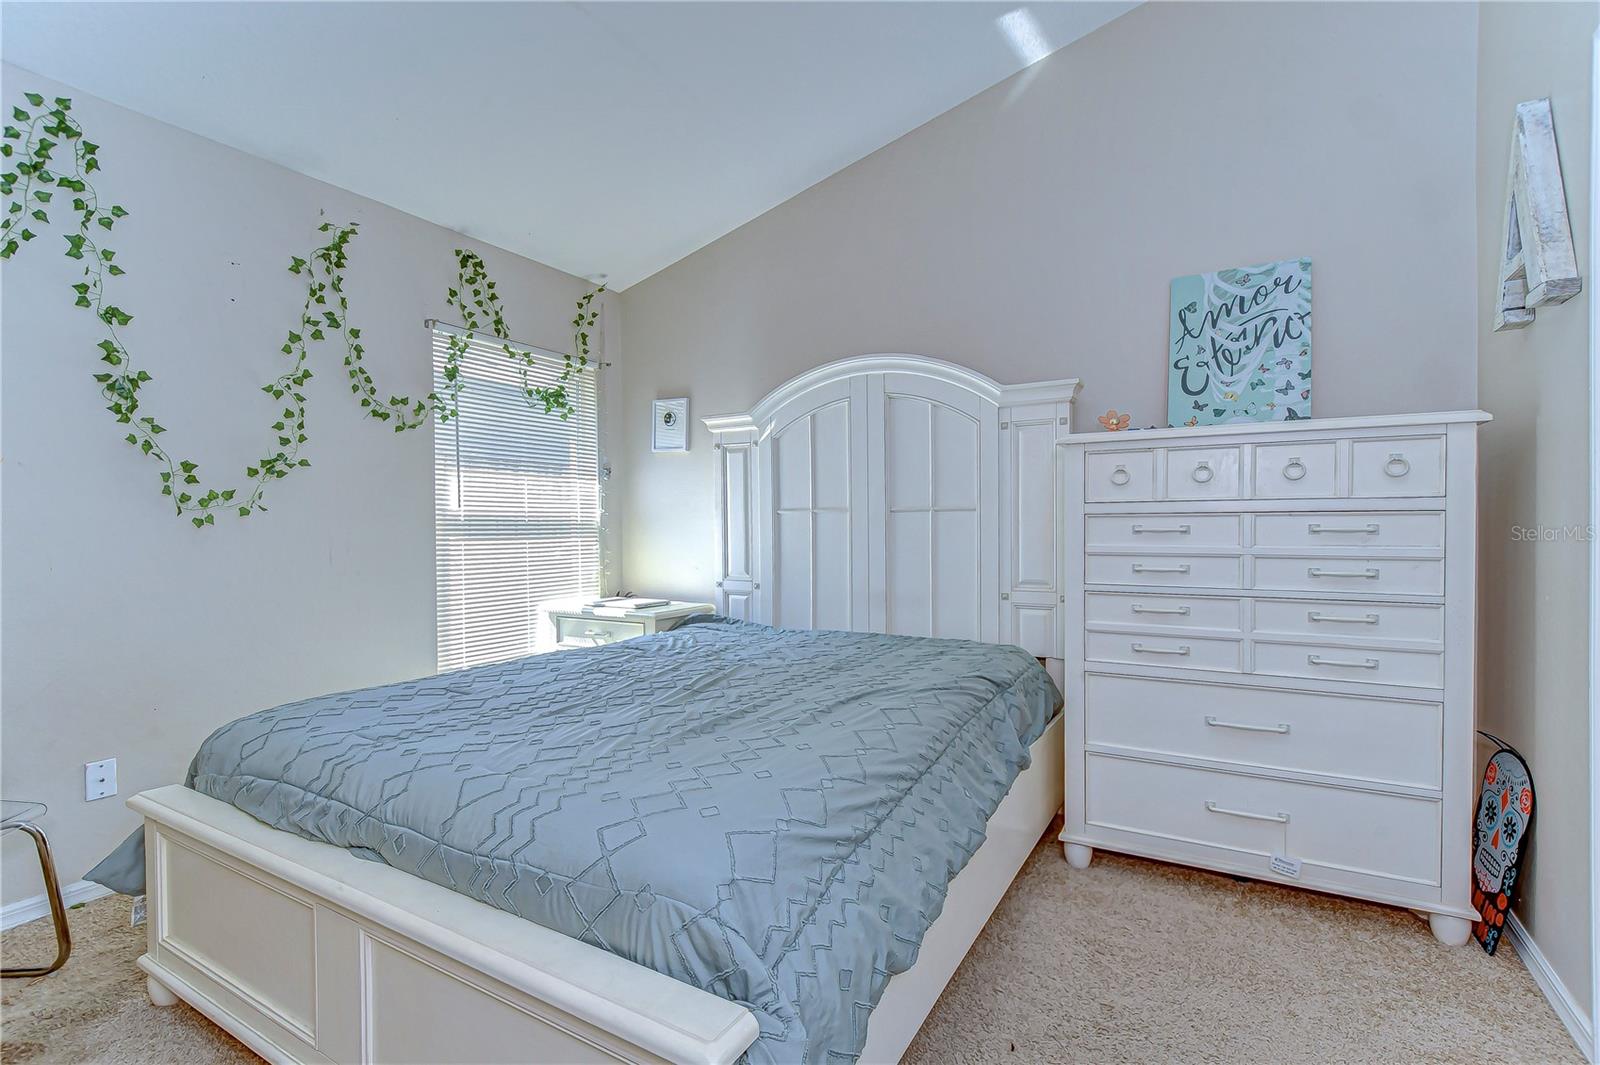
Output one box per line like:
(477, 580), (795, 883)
(652, 398), (688, 452)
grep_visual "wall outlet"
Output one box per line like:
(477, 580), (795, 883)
(84, 758), (117, 801)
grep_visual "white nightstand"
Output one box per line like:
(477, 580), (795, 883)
(545, 599), (715, 649)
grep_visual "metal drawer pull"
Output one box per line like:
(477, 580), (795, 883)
(1191, 461), (1215, 484)
(1384, 453), (1411, 478)
(1109, 465), (1132, 486)
(1205, 801), (1289, 824)
(1307, 522), (1379, 535)
(1131, 604), (1191, 616)
(1131, 642), (1191, 656)
(1307, 653), (1380, 669)
(1205, 716), (1290, 734)
(1282, 457), (1307, 481)
(1132, 523), (1191, 535)
(1131, 563), (1191, 574)
(1307, 611), (1380, 625)
(1307, 566), (1379, 579)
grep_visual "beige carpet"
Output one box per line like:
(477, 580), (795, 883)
(1, 826), (1582, 1064)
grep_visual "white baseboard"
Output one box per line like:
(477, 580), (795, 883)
(1507, 910), (1596, 1063)
(0, 879), (113, 931)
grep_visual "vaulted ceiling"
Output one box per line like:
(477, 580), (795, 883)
(2, 2), (1134, 288)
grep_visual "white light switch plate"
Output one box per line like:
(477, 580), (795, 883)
(85, 758), (117, 801)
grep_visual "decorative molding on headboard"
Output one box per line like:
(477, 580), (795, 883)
(703, 353), (1081, 433)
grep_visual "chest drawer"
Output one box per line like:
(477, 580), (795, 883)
(1252, 599), (1444, 645)
(1352, 436), (1445, 497)
(1086, 554), (1242, 589)
(1165, 446), (1242, 500)
(1254, 640), (1443, 689)
(1086, 514), (1241, 549)
(1085, 451), (1154, 502)
(554, 615), (647, 646)
(1255, 512), (1444, 550)
(1084, 755), (1442, 887)
(1252, 556), (1443, 596)
(1084, 674), (1443, 789)
(1253, 442), (1338, 498)
(1086, 631), (1241, 673)
(1086, 592), (1243, 633)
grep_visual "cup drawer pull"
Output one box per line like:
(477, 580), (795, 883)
(1307, 611), (1381, 625)
(1307, 523), (1380, 535)
(1132, 524), (1191, 535)
(1307, 566), (1379, 580)
(1131, 563), (1191, 574)
(1130, 642), (1191, 656)
(1307, 653), (1380, 670)
(1204, 716), (1290, 735)
(1131, 604), (1191, 616)
(1205, 801), (1289, 824)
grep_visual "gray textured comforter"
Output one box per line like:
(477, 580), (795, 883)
(102, 616), (1059, 1063)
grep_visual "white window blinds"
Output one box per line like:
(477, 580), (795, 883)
(433, 327), (601, 671)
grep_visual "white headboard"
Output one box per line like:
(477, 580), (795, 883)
(702, 354), (1080, 659)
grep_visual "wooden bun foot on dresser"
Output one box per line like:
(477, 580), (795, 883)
(1063, 842), (1094, 868)
(1428, 912), (1472, 947)
(146, 974), (179, 1007)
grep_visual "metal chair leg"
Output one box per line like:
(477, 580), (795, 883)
(2, 822), (72, 977)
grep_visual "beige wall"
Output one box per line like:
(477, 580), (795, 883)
(1476, 1), (1595, 1023)
(618, 1), (1481, 602)
(0, 66), (620, 905)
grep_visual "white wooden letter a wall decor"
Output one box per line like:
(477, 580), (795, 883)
(1495, 97), (1582, 331)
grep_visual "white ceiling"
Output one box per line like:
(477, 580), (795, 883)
(1, 2), (1133, 289)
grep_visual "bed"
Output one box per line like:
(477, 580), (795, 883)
(121, 352), (1079, 1063)
(128, 616), (1063, 1064)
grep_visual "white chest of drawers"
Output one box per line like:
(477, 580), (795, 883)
(1058, 411), (1490, 944)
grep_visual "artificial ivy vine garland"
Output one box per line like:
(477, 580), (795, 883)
(0, 92), (603, 527)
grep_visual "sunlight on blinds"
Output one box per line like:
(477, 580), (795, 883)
(433, 329), (601, 671)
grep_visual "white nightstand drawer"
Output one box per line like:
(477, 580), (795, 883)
(1253, 599), (1444, 645)
(1084, 674), (1443, 789)
(1253, 556), (1443, 596)
(1085, 451), (1154, 502)
(1086, 631), (1241, 673)
(1253, 442), (1338, 498)
(1165, 446), (1242, 500)
(1086, 554), (1242, 589)
(1352, 437), (1445, 497)
(555, 616), (647, 646)
(1255, 511), (1444, 550)
(1085, 755), (1442, 886)
(1253, 640), (1443, 689)
(1085, 514), (1241, 549)
(1086, 592), (1243, 633)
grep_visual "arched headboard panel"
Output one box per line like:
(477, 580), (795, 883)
(703, 354), (1081, 668)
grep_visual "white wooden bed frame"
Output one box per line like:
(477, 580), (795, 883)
(133, 353), (1073, 1063)
(132, 715), (1061, 1065)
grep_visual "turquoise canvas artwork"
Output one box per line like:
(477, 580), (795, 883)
(1168, 258), (1312, 428)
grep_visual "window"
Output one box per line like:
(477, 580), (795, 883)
(433, 327), (601, 671)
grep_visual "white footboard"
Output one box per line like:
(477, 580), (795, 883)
(132, 787), (761, 1065)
